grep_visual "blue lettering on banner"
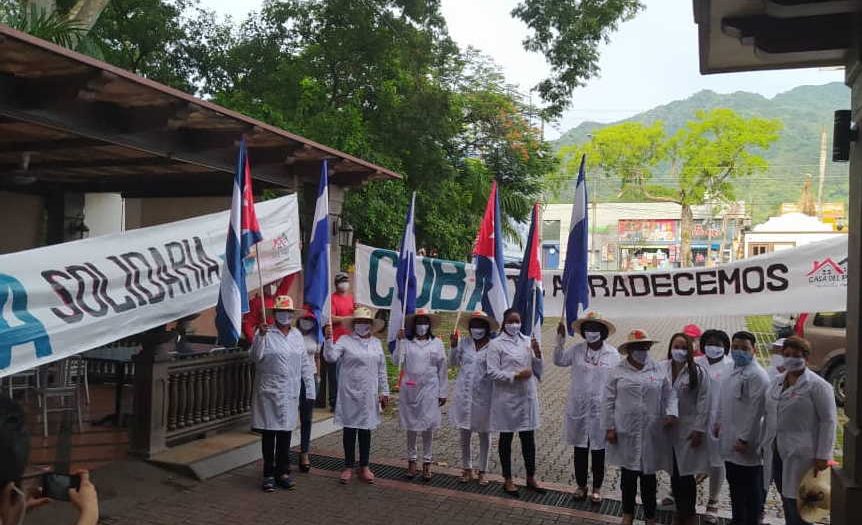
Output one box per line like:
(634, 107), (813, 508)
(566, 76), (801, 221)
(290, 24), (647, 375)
(0, 273), (52, 370)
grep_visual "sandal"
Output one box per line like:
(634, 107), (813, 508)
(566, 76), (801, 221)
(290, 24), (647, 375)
(459, 468), (473, 483)
(339, 468), (353, 484)
(406, 460), (417, 479)
(422, 462), (432, 481)
(573, 486), (588, 500)
(477, 471), (488, 486)
(502, 481), (520, 498)
(526, 477), (547, 495)
(590, 489), (602, 504)
(359, 466), (375, 484)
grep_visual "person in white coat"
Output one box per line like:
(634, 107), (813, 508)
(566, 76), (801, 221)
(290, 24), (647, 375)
(695, 329), (735, 524)
(394, 308), (448, 481)
(715, 331), (770, 525)
(250, 295), (317, 493)
(323, 306), (390, 485)
(553, 311), (619, 503)
(663, 333), (710, 525)
(762, 336), (837, 525)
(296, 307), (322, 473)
(449, 310), (498, 486)
(603, 329), (678, 525)
(767, 338), (787, 380)
(487, 308), (545, 497)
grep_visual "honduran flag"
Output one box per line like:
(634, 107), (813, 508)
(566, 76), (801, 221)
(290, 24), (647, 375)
(215, 139), (263, 346)
(302, 160), (331, 342)
(473, 181), (509, 324)
(561, 154), (590, 334)
(387, 192), (418, 353)
(513, 202), (544, 342)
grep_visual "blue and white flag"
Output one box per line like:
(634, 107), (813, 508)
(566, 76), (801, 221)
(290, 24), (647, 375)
(562, 154), (590, 334)
(513, 203), (543, 342)
(387, 192), (417, 353)
(215, 140), (263, 346)
(303, 160), (331, 342)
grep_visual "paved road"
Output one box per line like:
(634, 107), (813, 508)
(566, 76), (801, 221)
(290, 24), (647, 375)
(312, 315), (789, 521)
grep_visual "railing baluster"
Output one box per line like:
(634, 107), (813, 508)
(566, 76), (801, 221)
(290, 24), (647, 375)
(167, 373), (178, 431)
(176, 371), (188, 428)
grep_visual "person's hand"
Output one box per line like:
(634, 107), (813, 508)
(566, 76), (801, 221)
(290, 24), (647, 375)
(663, 415), (677, 428)
(438, 398), (446, 407)
(712, 423), (720, 439)
(323, 323), (332, 341)
(68, 470), (98, 525)
(450, 331), (459, 349)
(1, 482), (26, 525)
(397, 328), (405, 340)
(531, 337), (542, 358)
(606, 429), (618, 444)
(257, 323), (269, 335)
(813, 458), (829, 476)
(733, 439), (749, 453)
(379, 395), (390, 409)
(514, 368), (533, 380)
(557, 322), (566, 337)
(687, 431), (704, 448)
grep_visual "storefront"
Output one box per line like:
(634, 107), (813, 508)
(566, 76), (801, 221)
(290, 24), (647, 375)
(617, 219), (678, 270)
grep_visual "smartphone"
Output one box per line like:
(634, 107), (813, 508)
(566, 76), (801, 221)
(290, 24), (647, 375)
(41, 473), (81, 501)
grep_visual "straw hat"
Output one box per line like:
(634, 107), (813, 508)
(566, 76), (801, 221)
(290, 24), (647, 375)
(617, 329), (658, 353)
(405, 308), (442, 330)
(347, 306), (385, 333)
(570, 311), (616, 336)
(458, 310), (499, 333)
(267, 295), (295, 311)
(797, 466), (830, 523)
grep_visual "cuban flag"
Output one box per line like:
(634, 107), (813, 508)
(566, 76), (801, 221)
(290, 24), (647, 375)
(513, 203), (543, 342)
(387, 192), (417, 353)
(473, 181), (509, 324)
(562, 154), (590, 334)
(215, 139), (263, 346)
(303, 160), (331, 342)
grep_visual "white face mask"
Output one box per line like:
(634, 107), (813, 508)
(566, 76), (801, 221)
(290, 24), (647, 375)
(470, 328), (487, 340)
(275, 311), (293, 325)
(336, 282), (350, 293)
(354, 323), (371, 337)
(503, 322), (521, 336)
(783, 356), (806, 373)
(704, 345), (725, 359)
(671, 348), (688, 363)
(770, 354), (785, 369)
(630, 349), (649, 365)
(299, 319), (315, 332)
(584, 331), (602, 344)
(415, 324), (430, 337)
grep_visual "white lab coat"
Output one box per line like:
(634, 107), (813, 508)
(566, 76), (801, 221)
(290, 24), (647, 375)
(696, 354), (734, 467)
(392, 337), (448, 431)
(250, 327), (316, 432)
(603, 357), (678, 474)
(487, 331), (543, 433)
(553, 337), (619, 449)
(449, 337), (494, 432)
(761, 368), (837, 498)
(716, 360), (769, 467)
(323, 334), (390, 430)
(663, 359), (710, 476)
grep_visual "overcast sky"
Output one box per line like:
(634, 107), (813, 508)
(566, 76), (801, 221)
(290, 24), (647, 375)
(200, 0), (844, 139)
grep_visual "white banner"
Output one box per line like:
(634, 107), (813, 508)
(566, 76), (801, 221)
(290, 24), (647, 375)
(0, 195), (301, 378)
(355, 236), (847, 318)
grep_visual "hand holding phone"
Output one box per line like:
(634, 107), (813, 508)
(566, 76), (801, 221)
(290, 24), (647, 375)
(41, 473), (80, 501)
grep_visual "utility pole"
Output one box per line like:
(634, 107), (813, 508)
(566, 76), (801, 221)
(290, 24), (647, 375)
(817, 127), (828, 216)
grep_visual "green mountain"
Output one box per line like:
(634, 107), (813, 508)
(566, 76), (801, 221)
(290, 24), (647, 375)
(552, 82), (851, 224)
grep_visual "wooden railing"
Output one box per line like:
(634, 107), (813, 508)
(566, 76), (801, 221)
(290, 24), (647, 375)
(130, 335), (255, 458)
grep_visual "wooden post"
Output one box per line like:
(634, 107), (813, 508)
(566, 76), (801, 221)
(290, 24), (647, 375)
(129, 329), (175, 459)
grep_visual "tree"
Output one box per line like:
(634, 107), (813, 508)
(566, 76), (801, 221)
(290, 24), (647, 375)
(559, 108), (782, 266)
(1, 0), (110, 46)
(511, 0), (644, 118)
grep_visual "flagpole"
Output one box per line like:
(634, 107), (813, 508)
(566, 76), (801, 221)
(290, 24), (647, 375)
(255, 244), (267, 325)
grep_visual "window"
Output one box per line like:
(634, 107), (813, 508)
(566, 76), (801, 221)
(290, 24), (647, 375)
(542, 220), (561, 242)
(813, 312), (847, 329)
(749, 244), (771, 257)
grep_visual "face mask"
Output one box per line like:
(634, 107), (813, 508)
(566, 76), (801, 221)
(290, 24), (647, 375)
(504, 322), (521, 336)
(584, 331), (602, 344)
(671, 348), (688, 363)
(770, 354), (784, 369)
(470, 328), (487, 340)
(783, 356), (806, 373)
(275, 311), (293, 325)
(336, 282), (350, 293)
(704, 345), (725, 359)
(630, 349), (649, 365)
(731, 348), (753, 367)
(299, 319), (314, 332)
(354, 323), (371, 337)
(415, 324), (430, 337)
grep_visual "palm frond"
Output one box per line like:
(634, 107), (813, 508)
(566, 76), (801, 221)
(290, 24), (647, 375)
(2, 4), (87, 49)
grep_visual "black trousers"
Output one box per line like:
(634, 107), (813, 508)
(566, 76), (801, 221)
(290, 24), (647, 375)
(298, 381), (314, 453)
(670, 452), (697, 518)
(620, 468), (657, 519)
(343, 427), (371, 468)
(499, 431), (536, 479)
(574, 446), (606, 489)
(261, 430), (291, 478)
(725, 461), (764, 525)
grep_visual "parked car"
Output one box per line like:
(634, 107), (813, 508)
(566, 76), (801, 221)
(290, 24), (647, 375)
(794, 311), (847, 406)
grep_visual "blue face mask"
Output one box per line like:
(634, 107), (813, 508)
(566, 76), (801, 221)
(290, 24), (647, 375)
(731, 348), (753, 367)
